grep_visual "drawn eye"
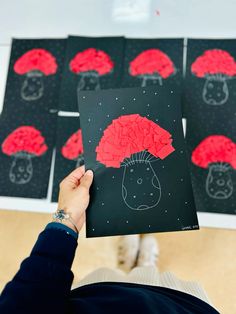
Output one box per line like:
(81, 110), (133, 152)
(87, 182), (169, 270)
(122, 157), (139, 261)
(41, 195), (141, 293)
(18, 166), (25, 173)
(137, 178), (143, 184)
(217, 179), (225, 186)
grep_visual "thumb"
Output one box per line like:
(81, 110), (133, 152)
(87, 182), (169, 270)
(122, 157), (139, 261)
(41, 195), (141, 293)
(79, 169), (94, 191)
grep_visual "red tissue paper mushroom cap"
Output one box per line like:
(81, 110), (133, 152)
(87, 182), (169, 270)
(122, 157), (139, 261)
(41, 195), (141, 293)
(191, 135), (236, 169)
(69, 48), (114, 76)
(2, 126), (48, 156)
(61, 129), (84, 160)
(14, 49), (58, 75)
(129, 49), (175, 78)
(191, 49), (236, 78)
(96, 114), (175, 168)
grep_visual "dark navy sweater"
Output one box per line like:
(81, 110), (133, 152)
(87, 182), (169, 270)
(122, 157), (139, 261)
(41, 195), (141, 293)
(0, 223), (219, 314)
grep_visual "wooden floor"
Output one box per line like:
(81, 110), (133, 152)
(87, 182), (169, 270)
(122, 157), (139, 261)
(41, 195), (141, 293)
(0, 209), (235, 314)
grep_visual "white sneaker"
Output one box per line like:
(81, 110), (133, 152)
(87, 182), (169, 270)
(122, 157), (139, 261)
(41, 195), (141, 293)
(137, 235), (159, 268)
(117, 234), (140, 272)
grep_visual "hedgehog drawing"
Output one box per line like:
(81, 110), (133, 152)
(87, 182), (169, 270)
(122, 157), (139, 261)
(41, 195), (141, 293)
(14, 49), (58, 101)
(96, 114), (175, 210)
(191, 49), (236, 105)
(192, 135), (236, 199)
(69, 48), (114, 92)
(129, 49), (176, 87)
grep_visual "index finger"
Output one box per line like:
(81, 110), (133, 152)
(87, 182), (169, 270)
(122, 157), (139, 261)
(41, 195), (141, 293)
(61, 166), (85, 190)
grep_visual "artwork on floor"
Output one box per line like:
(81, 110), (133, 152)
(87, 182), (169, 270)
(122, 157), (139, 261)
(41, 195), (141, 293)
(3, 38), (66, 113)
(121, 39), (183, 89)
(78, 85), (198, 237)
(0, 110), (56, 198)
(51, 116), (83, 202)
(58, 36), (125, 112)
(184, 39), (236, 215)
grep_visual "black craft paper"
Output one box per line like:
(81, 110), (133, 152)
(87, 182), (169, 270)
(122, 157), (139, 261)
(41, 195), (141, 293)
(3, 38), (66, 114)
(121, 38), (184, 89)
(0, 109), (56, 198)
(184, 39), (236, 215)
(78, 85), (198, 238)
(59, 36), (125, 112)
(51, 116), (82, 202)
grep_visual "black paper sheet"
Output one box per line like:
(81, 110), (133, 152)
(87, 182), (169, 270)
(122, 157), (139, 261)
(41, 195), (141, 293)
(0, 109), (56, 198)
(78, 85), (198, 238)
(51, 115), (82, 202)
(184, 39), (236, 215)
(59, 36), (125, 112)
(3, 38), (66, 114)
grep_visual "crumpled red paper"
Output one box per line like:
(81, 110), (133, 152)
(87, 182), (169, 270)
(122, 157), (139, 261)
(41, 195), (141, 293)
(129, 49), (175, 78)
(2, 126), (48, 156)
(96, 114), (175, 168)
(191, 49), (236, 78)
(191, 135), (236, 169)
(69, 48), (114, 76)
(14, 49), (58, 75)
(61, 129), (83, 160)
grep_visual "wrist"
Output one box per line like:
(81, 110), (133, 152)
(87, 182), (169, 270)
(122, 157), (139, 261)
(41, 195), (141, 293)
(53, 209), (79, 234)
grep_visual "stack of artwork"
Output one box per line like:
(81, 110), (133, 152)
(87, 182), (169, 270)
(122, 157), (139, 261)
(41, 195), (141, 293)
(0, 36), (235, 236)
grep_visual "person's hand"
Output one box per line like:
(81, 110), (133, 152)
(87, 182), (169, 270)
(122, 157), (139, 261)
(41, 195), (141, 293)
(57, 166), (93, 233)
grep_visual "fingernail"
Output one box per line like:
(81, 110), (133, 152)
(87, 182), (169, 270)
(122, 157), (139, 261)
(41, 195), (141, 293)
(85, 169), (93, 176)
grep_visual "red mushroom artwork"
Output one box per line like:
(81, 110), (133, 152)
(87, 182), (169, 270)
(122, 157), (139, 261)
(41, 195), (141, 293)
(14, 49), (58, 101)
(96, 114), (175, 210)
(1, 126), (48, 184)
(69, 48), (114, 92)
(192, 135), (236, 199)
(191, 49), (236, 105)
(129, 49), (176, 87)
(61, 129), (84, 167)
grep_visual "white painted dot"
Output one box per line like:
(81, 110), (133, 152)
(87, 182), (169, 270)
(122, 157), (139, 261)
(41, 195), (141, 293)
(173, 119), (176, 122)
(150, 193), (153, 196)
(185, 201), (188, 204)
(133, 195), (136, 198)
(115, 97), (118, 100)
(88, 118), (91, 122)
(180, 178), (184, 182)
(112, 176), (115, 179)
(143, 90), (146, 94)
(171, 90), (173, 93)
(83, 96), (86, 99)
(154, 92), (157, 95)
(130, 169), (134, 172)
(147, 114), (150, 117)
(148, 225), (151, 228)
(168, 105), (170, 107)
(107, 114), (110, 118)
(165, 210), (168, 213)
(168, 193), (171, 196)
(177, 218), (180, 221)
(180, 150), (183, 154)
(107, 220), (110, 223)
(126, 220), (129, 223)
(102, 202), (105, 206)
(147, 103), (150, 107)
(122, 107), (125, 110)
(98, 102), (102, 106)
(99, 128), (102, 131)
(92, 228), (95, 231)
(162, 166), (165, 169)
(67, 232), (69, 235)
(89, 139), (92, 143)
(96, 187), (99, 190)
(146, 167), (150, 171)
(155, 119), (158, 122)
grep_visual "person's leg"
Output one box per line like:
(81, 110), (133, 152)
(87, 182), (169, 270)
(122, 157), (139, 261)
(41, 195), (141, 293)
(117, 234), (140, 272)
(137, 234), (159, 268)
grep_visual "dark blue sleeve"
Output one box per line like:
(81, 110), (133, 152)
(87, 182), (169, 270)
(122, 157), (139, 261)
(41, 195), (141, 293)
(0, 223), (78, 314)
